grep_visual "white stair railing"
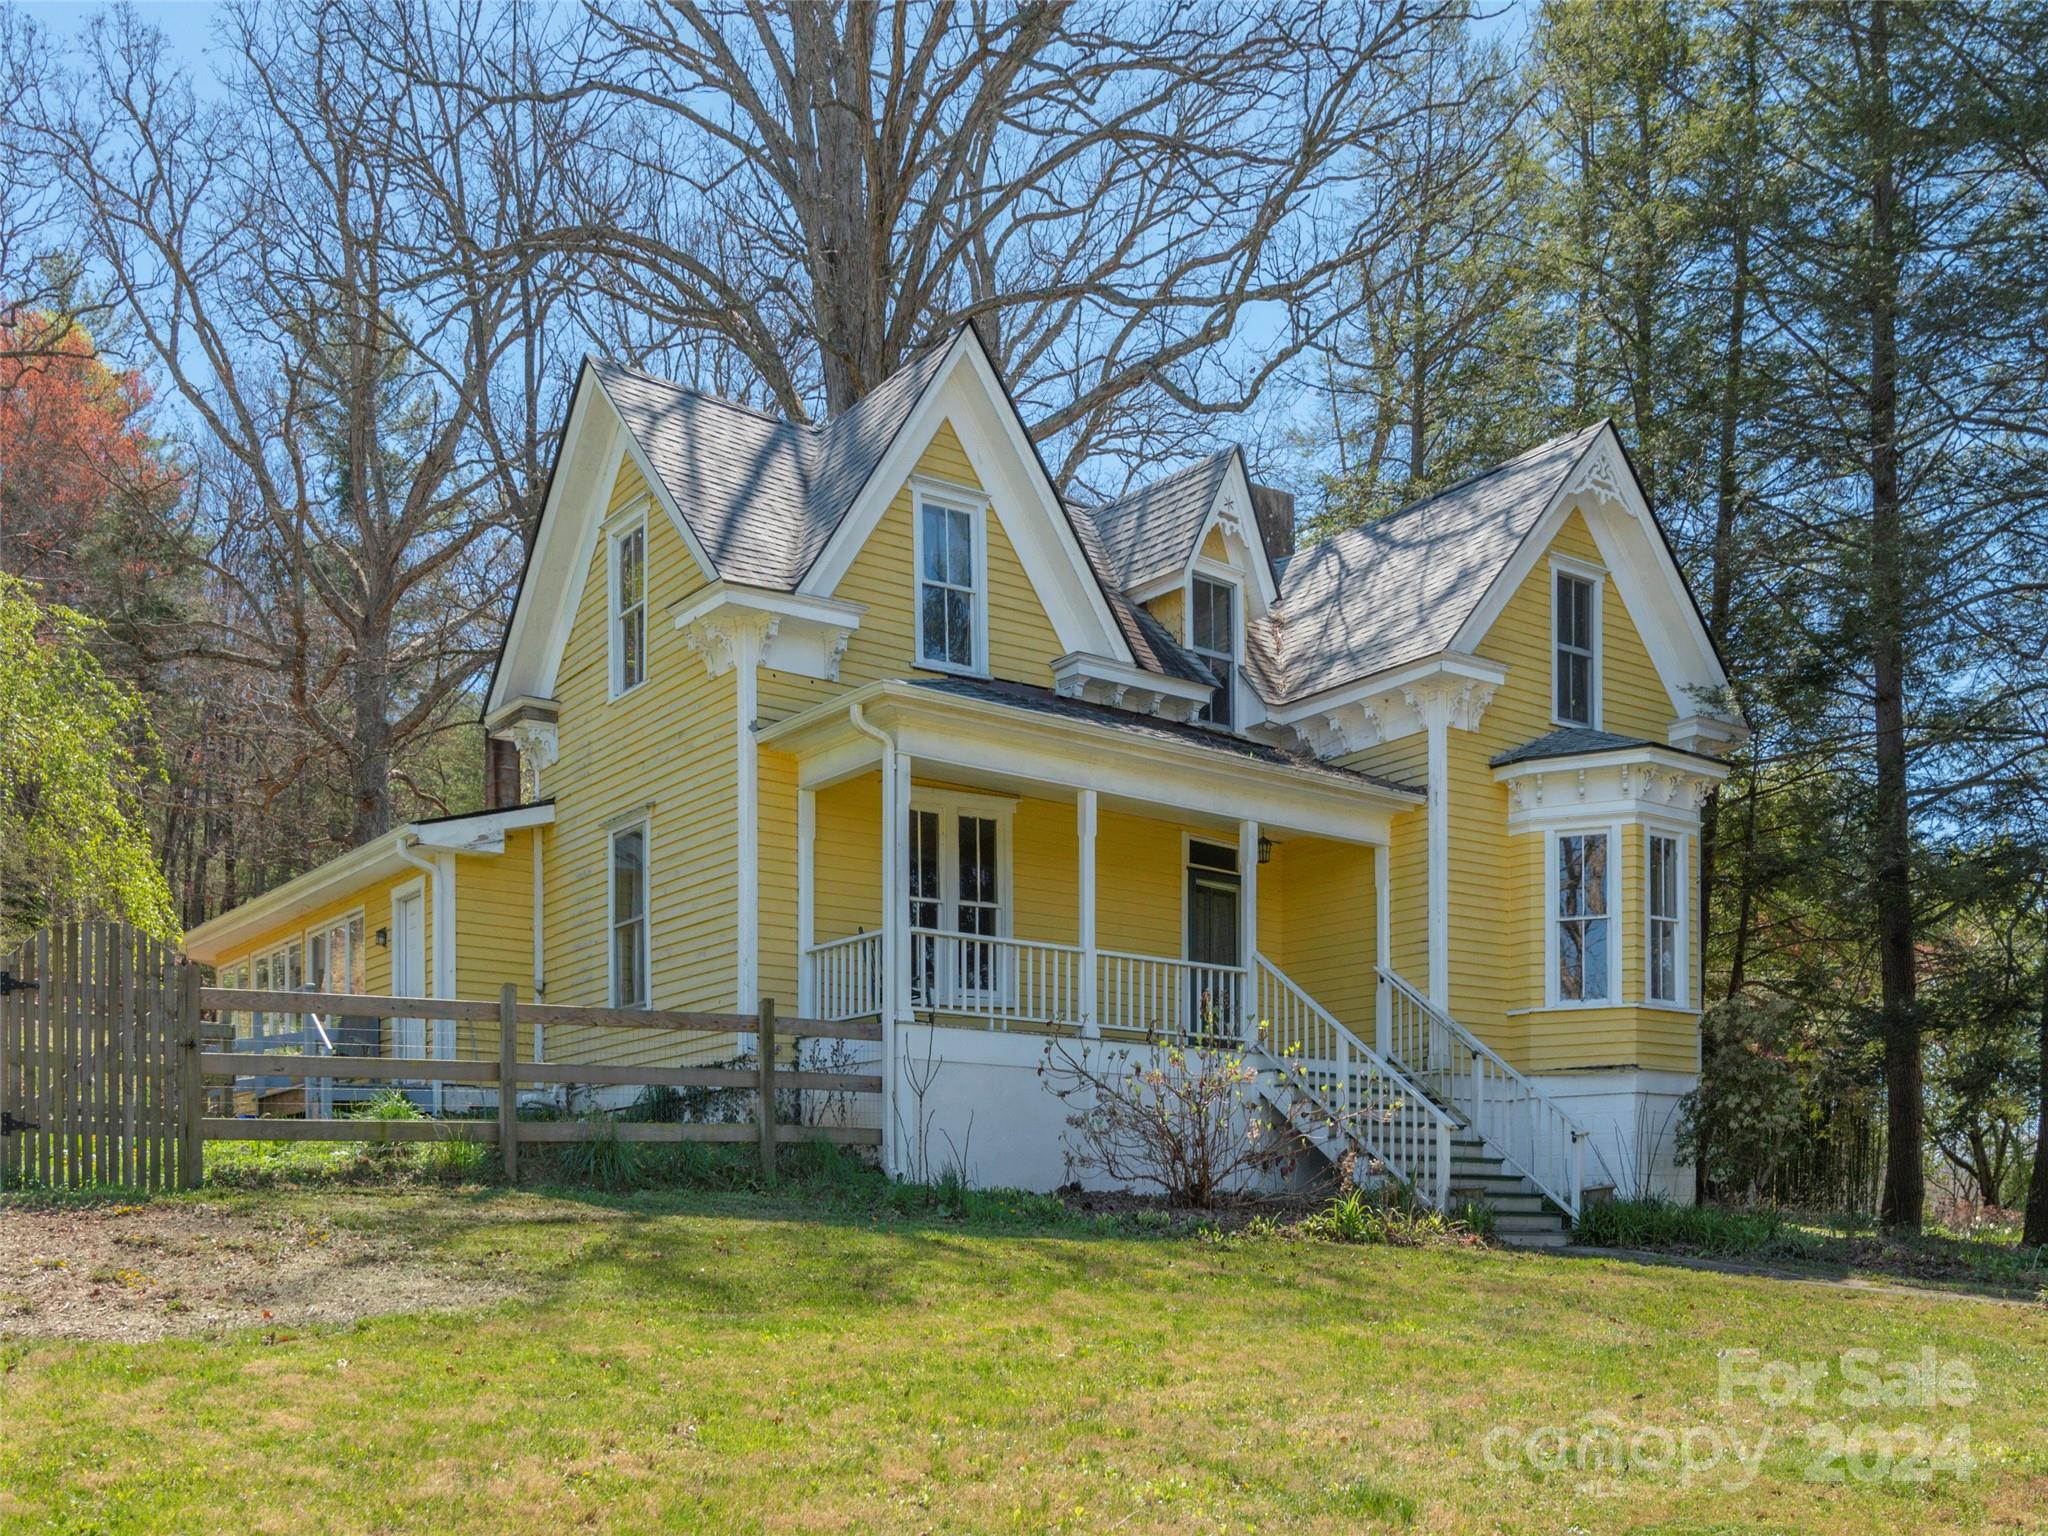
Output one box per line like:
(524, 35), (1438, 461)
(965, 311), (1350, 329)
(1251, 956), (1455, 1209)
(1095, 949), (1245, 1039)
(1377, 966), (1593, 1219)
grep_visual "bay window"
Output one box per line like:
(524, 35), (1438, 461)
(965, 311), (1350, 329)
(1554, 831), (1611, 1003)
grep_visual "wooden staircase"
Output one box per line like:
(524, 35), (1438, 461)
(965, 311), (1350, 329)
(1444, 1130), (1572, 1248)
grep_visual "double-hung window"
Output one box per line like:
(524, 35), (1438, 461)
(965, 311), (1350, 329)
(610, 821), (649, 1008)
(1554, 568), (1598, 726)
(1190, 576), (1237, 728)
(1647, 833), (1684, 1005)
(1555, 831), (1611, 1003)
(916, 492), (982, 673)
(611, 518), (647, 696)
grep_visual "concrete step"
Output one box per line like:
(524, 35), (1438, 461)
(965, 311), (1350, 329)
(1491, 1211), (1570, 1235)
(1461, 1194), (1549, 1216)
(1496, 1227), (1572, 1249)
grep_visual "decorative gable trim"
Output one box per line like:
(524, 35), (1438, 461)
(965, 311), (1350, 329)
(1266, 652), (1507, 758)
(797, 327), (1132, 666)
(487, 361), (723, 718)
(1188, 450), (1280, 615)
(1453, 421), (1733, 728)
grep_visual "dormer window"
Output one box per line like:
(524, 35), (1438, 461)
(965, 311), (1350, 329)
(1553, 563), (1600, 727)
(915, 488), (985, 675)
(1190, 574), (1237, 728)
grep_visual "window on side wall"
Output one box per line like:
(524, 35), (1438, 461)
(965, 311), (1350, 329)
(1554, 568), (1598, 727)
(1648, 833), (1684, 1005)
(610, 517), (648, 697)
(915, 491), (982, 674)
(1190, 575), (1237, 728)
(1555, 831), (1610, 1003)
(611, 821), (649, 1008)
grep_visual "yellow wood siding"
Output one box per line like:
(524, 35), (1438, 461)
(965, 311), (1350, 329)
(1459, 502), (1697, 1073)
(542, 459), (742, 1068)
(1145, 588), (1184, 641)
(1265, 837), (1377, 1034)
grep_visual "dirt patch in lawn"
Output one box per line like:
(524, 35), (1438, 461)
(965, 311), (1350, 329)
(0, 1202), (514, 1342)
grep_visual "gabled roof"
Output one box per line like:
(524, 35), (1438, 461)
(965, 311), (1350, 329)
(1085, 448), (1241, 589)
(1248, 423), (1608, 705)
(589, 339), (951, 591)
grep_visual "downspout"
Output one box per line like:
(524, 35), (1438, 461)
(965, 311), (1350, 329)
(531, 827), (545, 1066)
(396, 836), (456, 1116)
(848, 702), (901, 1177)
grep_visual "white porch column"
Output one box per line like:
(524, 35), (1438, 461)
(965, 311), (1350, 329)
(796, 787), (816, 1018)
(1237, 819), (1259, 1030)
(882, 751), (914, 1175)
(1420, 691), (1451, 1010)
(1076, 789), (1098, 1037)
(1374, 841), (1392, 1056)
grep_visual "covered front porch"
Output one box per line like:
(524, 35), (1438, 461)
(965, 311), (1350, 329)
(762, 680), (1422, 1166)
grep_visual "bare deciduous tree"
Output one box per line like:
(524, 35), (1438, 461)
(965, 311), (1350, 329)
(39, 1), (581, 843)
(513, 0), (1460, 487)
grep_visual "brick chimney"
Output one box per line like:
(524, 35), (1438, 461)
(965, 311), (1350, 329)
(1248, 483), (1296, 563)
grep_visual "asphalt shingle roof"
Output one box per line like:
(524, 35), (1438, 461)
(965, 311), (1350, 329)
(1490, 727), (1720, 768)
(1085, 449), (1238, 589)
(590, 342), (949, 590)
(1247, 424), (1608, 704)
(906, 676), (1420, 796)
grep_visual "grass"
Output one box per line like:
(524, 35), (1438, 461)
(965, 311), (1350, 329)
(2, 1168), (2044, 1533)
(1575, 1197), (2048, 1296)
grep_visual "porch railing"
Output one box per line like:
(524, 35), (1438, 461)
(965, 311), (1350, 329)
(809, 931), (884, 1023)
(803, 930), (1244, 1037)
(910, 928), (1087, 1029)
(1253, 955), (1454, 1207)
(1378, 965), (1594, 1219)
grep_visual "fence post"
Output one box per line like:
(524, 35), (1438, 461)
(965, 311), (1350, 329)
(177, 962), (204, 1190)
(499, 983), (518, 1186)
(756, 996), (776, 1183)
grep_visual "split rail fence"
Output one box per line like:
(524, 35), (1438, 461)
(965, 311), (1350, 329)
(1, 921), (881, 1192)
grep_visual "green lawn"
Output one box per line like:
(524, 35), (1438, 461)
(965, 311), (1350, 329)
(2, 1174), (2043, 1534)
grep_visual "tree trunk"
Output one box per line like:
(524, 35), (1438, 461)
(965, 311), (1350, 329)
(2025, 911), (2048, 1245)
(1865, 0), (1922, 1234)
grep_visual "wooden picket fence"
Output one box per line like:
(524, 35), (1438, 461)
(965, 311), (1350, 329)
(0, 921), (880, 1192)
(0, 922), (203, 1192)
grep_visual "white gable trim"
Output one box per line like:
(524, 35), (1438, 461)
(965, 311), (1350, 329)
(1186, 451), (1279, 615)
(1452, 423), (1731, 722)
(797, 329), (1132, 665)
(485, 362), (721, 718)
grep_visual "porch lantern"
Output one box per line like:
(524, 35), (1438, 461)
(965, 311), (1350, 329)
(1257, 835), (1274, 865)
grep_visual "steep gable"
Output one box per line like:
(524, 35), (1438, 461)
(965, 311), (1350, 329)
(827, 421), (1067, 688)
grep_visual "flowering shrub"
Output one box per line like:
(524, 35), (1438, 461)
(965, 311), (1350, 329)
(1037, 1021), (1295, 1206)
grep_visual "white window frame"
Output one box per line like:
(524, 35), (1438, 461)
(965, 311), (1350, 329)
(1543, 823), (1621, 1008)
(1185, 563), (1243, 730)
(608, 815), (652, 1009)
(1550, 553), (1604, 730)
(1645, 829), (1688, 1008)
(911, 483), (989, 677)
(608, 507), (649, 700)
(303, 908), (367, 998)
(906, 787), (1015, 1006)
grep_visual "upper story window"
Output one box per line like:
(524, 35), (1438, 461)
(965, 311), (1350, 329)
(610, 820), (649, 1008)
(1190, 574), (1237, 728)
(1553, 565), (1600, 727)
(915, 489), (984, 674)
(610, 517), (648, 697)
(1647, 832), (1684, 1005)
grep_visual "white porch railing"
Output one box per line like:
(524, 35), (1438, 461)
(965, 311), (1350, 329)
(1253, 956), (1454, 1207)
(1095, 948), (1244, 1038)
(909, 928), (1088, 1029)
(803, 930), (1244, 1038)
(809, 931), (885, 1023)
(1378, 965), (1593, 1219)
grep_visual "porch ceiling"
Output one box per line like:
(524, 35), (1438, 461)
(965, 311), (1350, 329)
(757, 678), (1420, 845)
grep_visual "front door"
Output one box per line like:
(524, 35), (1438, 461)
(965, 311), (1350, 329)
(1185, 841), (1241, 1035)
(391, 889), (426, 1058)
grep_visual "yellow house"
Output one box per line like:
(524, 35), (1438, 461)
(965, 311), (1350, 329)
(186, 325), (1742, 1231)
